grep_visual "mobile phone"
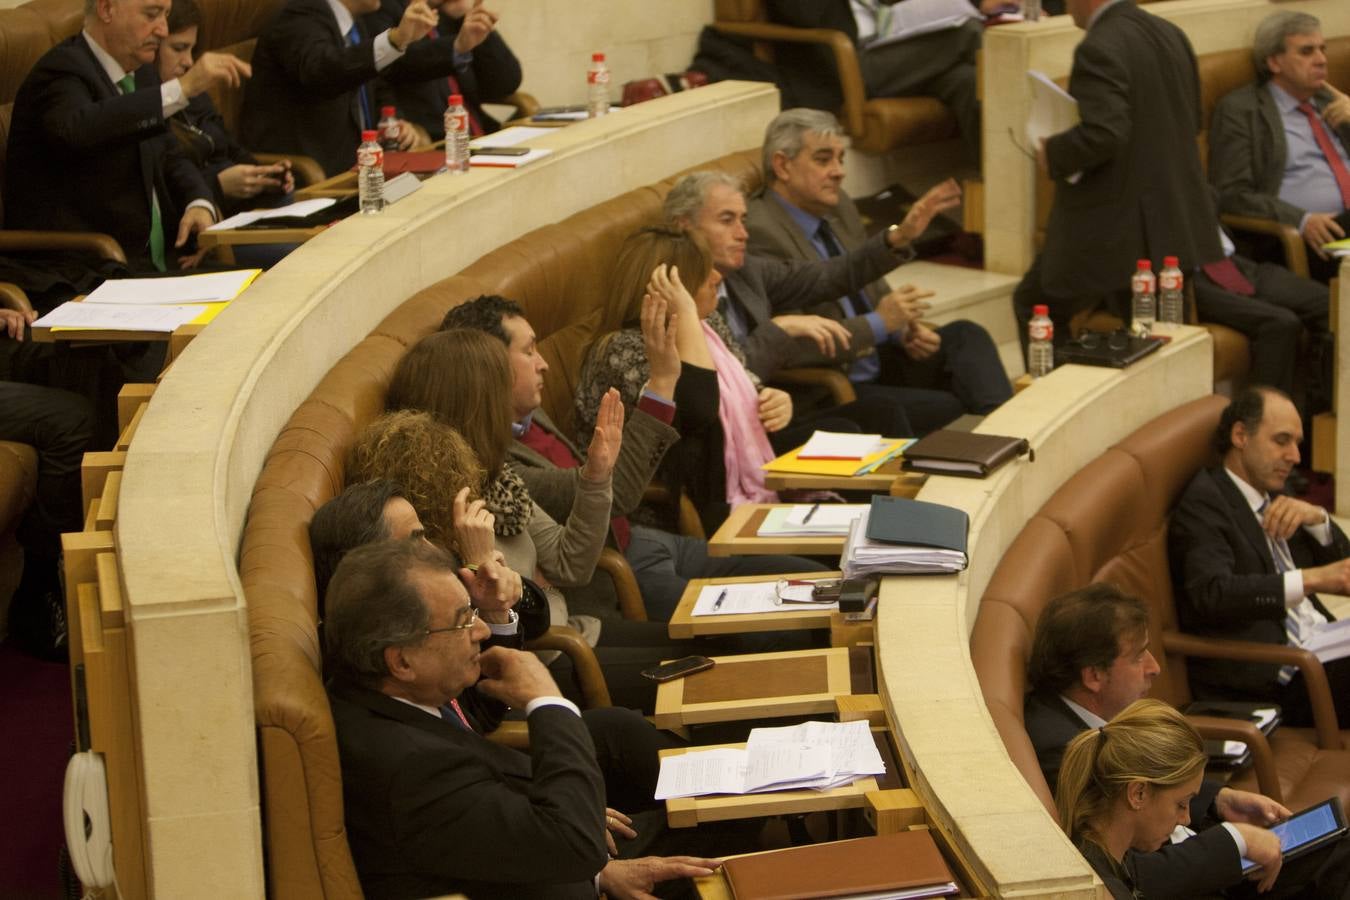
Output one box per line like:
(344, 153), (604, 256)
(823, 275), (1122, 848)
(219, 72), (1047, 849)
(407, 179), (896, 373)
(470, 146), (531, 156)
(641, 655), (715, 683)
(1241, 798), (1348, 873)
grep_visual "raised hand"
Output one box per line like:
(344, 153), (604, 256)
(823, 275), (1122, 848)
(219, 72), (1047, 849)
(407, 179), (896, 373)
(179, 52), (251, 97)
(459, 554), (523, 623)
(771, 313), (851, 358)
(888, 178), (962, 247)
(640, 289), (680, 398)
(581, 387), (624, 483)
(453, 0), (499, 54)
(647, 263), (696, 313)
(393, 0), (439, 50)
(452, 486), (496, 565)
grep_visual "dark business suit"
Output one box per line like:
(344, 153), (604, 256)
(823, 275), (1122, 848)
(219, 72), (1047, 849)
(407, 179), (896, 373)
(366, 0), (521, 140)
(242, 0), (460, 176)
(746, 189), (1011, 432)
(1014, 2), (1223, 339)
(170, 93), (261, 216)
(1169, 466), (1350, 718)
(329, 680), (608, 900)
(4, 34), (213, 270)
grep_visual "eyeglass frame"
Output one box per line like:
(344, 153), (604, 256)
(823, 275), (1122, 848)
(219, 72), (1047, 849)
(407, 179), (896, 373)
(424, 605), (481, 636)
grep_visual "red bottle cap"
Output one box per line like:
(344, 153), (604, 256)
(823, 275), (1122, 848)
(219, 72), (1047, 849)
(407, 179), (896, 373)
(1163, 255), (1178, 267)
(1032, 304), (1049, 316)
(448, 94), (464, 105)
(592, 52), (605, 62)
(1136, 259), (1152, 270)
(361, 130), (377, 141)
(381, 105), (395, 117)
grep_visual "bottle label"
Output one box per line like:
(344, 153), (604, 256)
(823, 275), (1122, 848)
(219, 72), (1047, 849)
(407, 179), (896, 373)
(1131, 274), (1155, 294)
(1159, 271), (1183, 291)
(447, 111), (468, 134)
(1029, 320), (1053, 342)
(357, 145), (383, 168)
(588, 69), (611, 86)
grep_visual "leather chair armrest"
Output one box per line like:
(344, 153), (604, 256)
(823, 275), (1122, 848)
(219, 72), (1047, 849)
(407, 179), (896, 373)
(485, 720), (530, 749)
(253, 153), (327, 189)
(1163, 629), (1342, 750)
(525, 625), (612, 708)
(1220, 213), (1309, 280)
(770, 366), (858, 405)
(596, 546), (647, 622)
(1185, 714), (1283, 805)
(0, 230), (126, 264)
(641, 482), (706, 539)
(0, 283), (34, 314)
(502, 90), (540, 119)
(711, 21), (867, 138)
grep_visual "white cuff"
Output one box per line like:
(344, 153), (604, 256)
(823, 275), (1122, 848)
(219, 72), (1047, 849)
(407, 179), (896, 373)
(1304, 511), (1333, 547)
(486, 608), (519, 636)
(373, 30), (405, 71)
(161, 79), (188, 117)
(1284, 569), (1306, 607)
(525, 696), (581, 717)
(185, 199), (218, 222)
(1220, 821), (1248, 858)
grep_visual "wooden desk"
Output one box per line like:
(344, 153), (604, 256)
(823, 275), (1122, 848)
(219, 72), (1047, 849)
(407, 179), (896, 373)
(660, 741), (880, 828)
(707, 504), (849, 558)
(667, 572), (842, 639)
(763, 459), (927, 495)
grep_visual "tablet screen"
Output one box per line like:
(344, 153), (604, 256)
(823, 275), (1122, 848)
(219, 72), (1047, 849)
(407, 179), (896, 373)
(1241, 799), (1347, 873)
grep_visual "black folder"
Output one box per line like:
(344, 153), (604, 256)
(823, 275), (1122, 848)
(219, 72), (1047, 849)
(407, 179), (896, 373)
(864, 495), (969, 553)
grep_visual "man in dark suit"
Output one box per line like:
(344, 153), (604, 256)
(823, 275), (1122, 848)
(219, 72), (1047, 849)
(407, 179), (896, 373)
(325, 538), (720, 900)
(241, 0), (446, 176)
(745, 108), (1011, 434)
(664, 170), (960, 435)
(5, 0), (251, 272)
(366, 0), (520, 141)
(1209, 11), (1350, 283)
(1012, 0), (1223, 344)
(1170, 387), (1350, 726)
(1026, 584), (1350, 898)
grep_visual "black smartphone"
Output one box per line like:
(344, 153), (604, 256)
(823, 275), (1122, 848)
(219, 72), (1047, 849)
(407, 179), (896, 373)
(641, 655), (715, 683)
(470, 146), (531, 156)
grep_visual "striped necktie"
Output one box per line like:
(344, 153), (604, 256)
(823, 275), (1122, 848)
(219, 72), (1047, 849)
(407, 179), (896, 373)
(118, 73), (166, 271)
(440, 699), (473, 731)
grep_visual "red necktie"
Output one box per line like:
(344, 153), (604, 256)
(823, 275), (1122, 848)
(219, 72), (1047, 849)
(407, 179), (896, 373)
(1202, 258), (1255, 296)
(443, 698), (473, 730)
(1297, 101), (1350, 209)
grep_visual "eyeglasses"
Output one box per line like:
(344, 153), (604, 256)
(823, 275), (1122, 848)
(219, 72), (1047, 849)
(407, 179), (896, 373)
(773, 579), (841, 605)
(424, 606), (480, 636)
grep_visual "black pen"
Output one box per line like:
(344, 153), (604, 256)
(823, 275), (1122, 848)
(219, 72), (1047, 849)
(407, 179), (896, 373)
(802, 503), (820, 524)
(711, 588), (728, 611)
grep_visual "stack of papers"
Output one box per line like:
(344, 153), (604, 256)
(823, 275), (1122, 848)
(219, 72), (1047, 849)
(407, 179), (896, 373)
(1027, 70), (1082, 184)
(469, 125), (555, 168)
(81, 269), (261, 305)
(797, 431), (890, 460)
(1302, 617), (1350, 663)
(208, 198), (336, 231)
(757, 504), (868, 537)
(691, 581), (838, 617)
(764, 438), (910, 477)
(655, 720), (886, 800)
(1324, 237), (1350, 258)
(841, 510), (967, 577)
(34, 269), (261, 333)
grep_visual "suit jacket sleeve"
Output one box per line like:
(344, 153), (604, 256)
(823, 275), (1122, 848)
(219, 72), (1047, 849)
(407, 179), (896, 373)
(1048, 34), (1135, 181)
(37, 58), (166, 153)
(267, 2), (381, 98)
(451, 29), (522, 101)
(391, 704), (609, 885)
(1126, 825), (1242, 899)
(524, 484), (611, 588)
(1208, 89), (1307, 227)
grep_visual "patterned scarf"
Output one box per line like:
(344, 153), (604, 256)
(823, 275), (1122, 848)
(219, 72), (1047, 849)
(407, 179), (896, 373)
(481, 464), (532, 536)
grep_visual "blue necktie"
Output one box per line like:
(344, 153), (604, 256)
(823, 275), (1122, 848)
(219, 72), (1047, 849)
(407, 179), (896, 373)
(346, 25), (373, 130)
(816, 219), (879, 382)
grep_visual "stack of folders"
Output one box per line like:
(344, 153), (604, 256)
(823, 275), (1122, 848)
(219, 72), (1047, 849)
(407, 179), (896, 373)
(841, 496), (968, 578)
(757, 504), (869, 537)
(654, 720), (885, 800)
(722, 829), (959, 900)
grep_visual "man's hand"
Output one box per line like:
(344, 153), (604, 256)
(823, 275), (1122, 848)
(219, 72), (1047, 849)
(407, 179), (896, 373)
(1214, 788), (1289, 827)
(178, 52), (251, 98)
(886, 178), (961, 248)
(874, 284), (933, 334)
(392, 0), (439, 51)
(757, 387), (792, 433)
(459, 554), (522, 623)
(452, 486), (496, 565)
(474, 646), (560, 707)
(603, 808), (636, 856)
(217, 163), (290, 200)
(581, 387), (624, 483)
(1302, 213), (1345, 260)
(175, 206), (216, 269)
(1261, 495), (1326, 542)
(452, 0), (498, 54)
(1233, 823), (1283, 893)
(0, 308), (35, 341)
(902, 322), (941, 361)
(640, 289), (680, 399)
(1323, 84), (1350, 130)
(771, 314), (851, 358)
(598, 856), (722, 900)
(1302, 558), (1350, 595)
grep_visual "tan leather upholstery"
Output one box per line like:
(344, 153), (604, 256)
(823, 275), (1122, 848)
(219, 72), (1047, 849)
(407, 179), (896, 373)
(973, 395), (1350, 815)
(243, 149), (765, 900)
(0, 440), (38, 539)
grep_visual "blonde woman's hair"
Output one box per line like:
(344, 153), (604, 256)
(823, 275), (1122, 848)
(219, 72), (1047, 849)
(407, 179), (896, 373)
(1056, 699), (1206, 846)
(603, 226), (712, 332)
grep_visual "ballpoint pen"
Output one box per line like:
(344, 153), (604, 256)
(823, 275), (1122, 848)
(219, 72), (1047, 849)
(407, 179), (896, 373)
(711, 588), (728, 611)
(802, 503), (820, 524)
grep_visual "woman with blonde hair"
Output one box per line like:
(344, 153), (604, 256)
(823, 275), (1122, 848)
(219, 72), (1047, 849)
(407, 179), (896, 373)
(1056, 699), (1279, 897)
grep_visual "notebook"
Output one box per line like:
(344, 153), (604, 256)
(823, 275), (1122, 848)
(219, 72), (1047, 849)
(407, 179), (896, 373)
(901, 429), (1030, 478)
(722, 829), (959, 900)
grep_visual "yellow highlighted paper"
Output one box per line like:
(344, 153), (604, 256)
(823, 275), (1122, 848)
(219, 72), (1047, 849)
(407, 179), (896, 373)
(762, 439), (913, 477)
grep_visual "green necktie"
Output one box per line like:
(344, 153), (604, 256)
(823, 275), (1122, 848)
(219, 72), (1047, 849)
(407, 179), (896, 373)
(118, 73), (166, 271)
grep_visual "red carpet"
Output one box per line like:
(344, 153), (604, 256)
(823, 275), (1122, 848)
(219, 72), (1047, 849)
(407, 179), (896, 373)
(0, 639), (73, 900)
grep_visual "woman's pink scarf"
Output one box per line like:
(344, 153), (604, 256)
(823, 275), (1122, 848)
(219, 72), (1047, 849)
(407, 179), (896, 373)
(701, 320), (779, 506)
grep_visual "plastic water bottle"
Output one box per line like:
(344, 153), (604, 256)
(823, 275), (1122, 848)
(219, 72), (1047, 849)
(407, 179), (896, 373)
(587, 52), (610, 118)
(1023, 0), (1042, 21)
(378, 106), (400, 152)
(1131, 259), (1156, 336)
(357, 130), (384, 215)
(1028, 304), (1054, 378)
(1158, 255), (1184, 326)
(444, 93), (470, 174)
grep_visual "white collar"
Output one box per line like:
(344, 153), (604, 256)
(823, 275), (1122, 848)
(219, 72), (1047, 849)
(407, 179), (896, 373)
(82, 29), (129, 87)
(1223, 465), (1267, 515)
(325, 0), (356, 40)
(1060, 694), (1106, 729)
(390, 695), (442, 719)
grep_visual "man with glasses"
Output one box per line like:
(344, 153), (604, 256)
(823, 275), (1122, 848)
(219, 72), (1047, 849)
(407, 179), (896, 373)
(325, 538), (720, 900)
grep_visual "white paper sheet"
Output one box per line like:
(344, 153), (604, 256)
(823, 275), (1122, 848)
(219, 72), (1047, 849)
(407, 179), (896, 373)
(841, 511), (967, 577)
(82, 269), (260, 305)
(1026, 70), (1083, 185)
(469, 148), (554, 168)
(758, 504), (868, 537)
(469, 125), (556, 148)
(866, 0), (982, 46)
(691, 582), (838, 617)
(35, 301), (207, 332)
(207, 198), (336, 231)
(797, 431), (890, 460)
